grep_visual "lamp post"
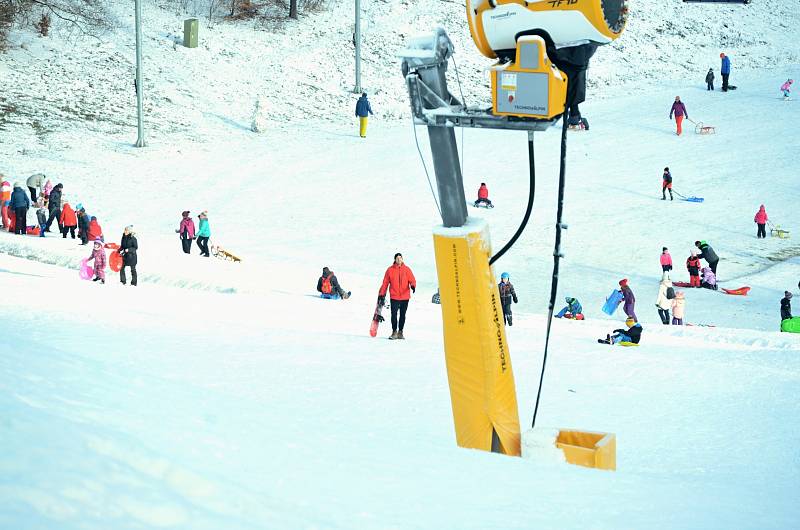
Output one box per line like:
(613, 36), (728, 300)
(354, 0), (361, 93)
(134, 0), (145, 147)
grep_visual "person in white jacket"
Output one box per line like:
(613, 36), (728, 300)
(655, 273), (674, 325)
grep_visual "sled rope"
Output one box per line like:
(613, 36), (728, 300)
(531, 108), (570, 429)
(489, 130), (535, 265)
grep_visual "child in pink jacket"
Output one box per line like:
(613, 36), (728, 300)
(660, 247), (673, 273)
(754, 204), (768, 239)
(781, 79), (793, 99)
(87, 240), (106, 283)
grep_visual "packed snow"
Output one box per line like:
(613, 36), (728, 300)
(2, 0), (800, 528)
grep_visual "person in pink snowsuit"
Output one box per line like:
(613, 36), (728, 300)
(87, 240), (106, 283)
(781, 79), (793, 99)
(660, 247), (673, 273)
(177, 210), (196, 254)
(754, 204), (768, 239)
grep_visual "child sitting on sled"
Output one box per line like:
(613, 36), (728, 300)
(700, 266), (717, 290)
(473, 183), (493, 208)
(317, 267), (350, 299)
(555, 296), (584, 319)
(598, 317), (643, 345)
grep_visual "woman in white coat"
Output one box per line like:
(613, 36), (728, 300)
(656, 273), (674, 325)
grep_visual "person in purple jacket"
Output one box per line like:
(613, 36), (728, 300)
(176, 210), (196, 254)
(619, 278), (637, 321)
(669, 96), (688, 136)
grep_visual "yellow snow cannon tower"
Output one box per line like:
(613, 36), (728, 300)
(490, 35), (566, 119)
(466, 0), (628, 60)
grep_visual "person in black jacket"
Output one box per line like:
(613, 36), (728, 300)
(77, 208), (90, 245)
(705, 68), (714, 91)
(119, 225), (138, 286)
(317, 267), (350, 299)
(44, 183), (63, 233)
(599, 317), (643, 344)
(498, 272), (518, 326)
(781, 292), (792, 321)
(695, 240), (719, 276)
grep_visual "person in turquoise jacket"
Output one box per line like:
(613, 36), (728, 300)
(196, 210), (211, 257)
(555, 297), (583, 319)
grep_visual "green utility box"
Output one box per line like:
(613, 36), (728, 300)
(184, 18), (198, 48)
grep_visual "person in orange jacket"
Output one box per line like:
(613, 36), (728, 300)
(473, 183), (493, 208)
(378, 252), (417, 340)
(87, 216), (103, 242)
(59, 201), (78, 239)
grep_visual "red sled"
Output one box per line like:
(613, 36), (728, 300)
(721, 286), (751, 296)
(25, 225), (40, 236)
(105, 243), (123, 272)
(672, 281), (693, 287)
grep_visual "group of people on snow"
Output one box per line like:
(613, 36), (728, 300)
(176, 210), (211, 257)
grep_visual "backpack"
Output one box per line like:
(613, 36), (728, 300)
(321, 274), (333, 295)
(666, 286), (676, 300)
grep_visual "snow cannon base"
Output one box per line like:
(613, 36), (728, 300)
(556, 430), (616, 471)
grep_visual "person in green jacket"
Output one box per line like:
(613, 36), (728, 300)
(196, 211), (211, 257)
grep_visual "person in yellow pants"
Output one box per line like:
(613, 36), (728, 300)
(355, 92), (374, 138)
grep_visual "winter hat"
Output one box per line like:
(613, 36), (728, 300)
(676, 291), (685, 299)
(786, 291), (793, 299)
(394, 252), (402, 260)
(619, 278), (628, 287)
(90, 216), (97, 221)
(93, 240), (102, 247)
(501, 272), (510, 280)
(13, 182), (20, 187)
(182, 210), (190, 217)
(691, 249), (697, 257)
(322, 266), (331, 276)
(664, 167), (669, 172)
(694, 241), (702, 247)
(662, 247), (668, 252)
(625, 317), (636, 327)
(565, 296), (573, 303)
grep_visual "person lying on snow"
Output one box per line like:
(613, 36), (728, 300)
(701, 266), (717, 290)
(317, 267), (350, 299)
(555, 296), (584, 319)
(598, 317), (643, 345)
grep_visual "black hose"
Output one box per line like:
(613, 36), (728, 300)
(489, 131), (535, 266)
(531, 111), (570, 429)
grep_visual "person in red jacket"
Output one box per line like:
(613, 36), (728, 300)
(59, 201), (78, 239)
(754, 204), (768, 239)
(378, 253), (417, 340)
(686, 250), (702, 287)
(473, 183), (493, 208)
(87, 216), (103, 242)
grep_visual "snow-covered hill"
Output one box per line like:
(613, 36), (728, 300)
(1, 0), (799, 147)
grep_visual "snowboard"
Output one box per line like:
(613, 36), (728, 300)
(602, 289), (624, 315)
(369, 300), (385, 337)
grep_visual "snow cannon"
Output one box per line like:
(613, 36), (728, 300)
(490, 35), (567, 119)
(466, 0), (628, 60)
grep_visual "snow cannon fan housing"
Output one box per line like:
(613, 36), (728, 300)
(467, 0), (628, 59)
(491, 36), (567, 119)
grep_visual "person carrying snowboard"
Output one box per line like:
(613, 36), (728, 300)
(672, 291), (686, 325)
(705, 68), (715, 91)
(317, 266), (350, 300)
(555, 296), (583, 319)
(686, 250), (702, 288)
(656, 273), (674, 325)
(754, 204), (768, 239)
(86, 240), (106, 284)
(661, 167), (673, 200)
(355, 92), (374, 138)
(177, 210), (195, 254)
(700, 266), (717, 290)
(720, 53), (731, 92)
(498, 272), (518, 326)
(781, 291), (792, 321)
(119, 225), (138, 286)
(669, 97), (688, 136)
(695, 240), (719, 276)
(378, 253), (416, 340)
(599, 317), (643, 345)
(619, 278), (637, 322)
(660, 246), (673, 272)
(781, 79), (793, 100)
(474, 183), (493, 208)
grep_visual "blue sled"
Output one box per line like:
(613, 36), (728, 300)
(683, 196), (704, 203)
(602, 289), (624, 315)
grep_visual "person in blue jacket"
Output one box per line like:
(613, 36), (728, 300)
(355, 92), (373, 138)
(555, 297), (584, 319)
(9, 182), (30, 235)
(720, 53), (731, 92)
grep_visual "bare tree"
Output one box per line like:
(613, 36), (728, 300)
(289, 0), (297, 19)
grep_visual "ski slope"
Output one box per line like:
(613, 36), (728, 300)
(2, 1), (800, 527)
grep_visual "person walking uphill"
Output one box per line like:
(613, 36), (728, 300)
(754, 205), (768, 239)
(177, 211), (196, 254)
(661, 167), (673, 200)
(705, 68), (715, 91)
(720, 53), (731, 92)
(9, 182), (30, 235)
(619, 278), (637, 322)
(119, 225), (138, 286)
(669, 96), (688, 136)
(355, 92), (374, 138)
(498, 272), (518, 326)
(196, 211), (211, 257)
(695, 240), (719, 276)
(378, 253), (416, 340)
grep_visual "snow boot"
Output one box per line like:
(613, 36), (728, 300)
(389, 331), (398, 340)
(397, 330), (405, 340)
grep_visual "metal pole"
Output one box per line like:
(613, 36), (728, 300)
(354, 0), (361, 93)
(134, 0), (145, 147)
